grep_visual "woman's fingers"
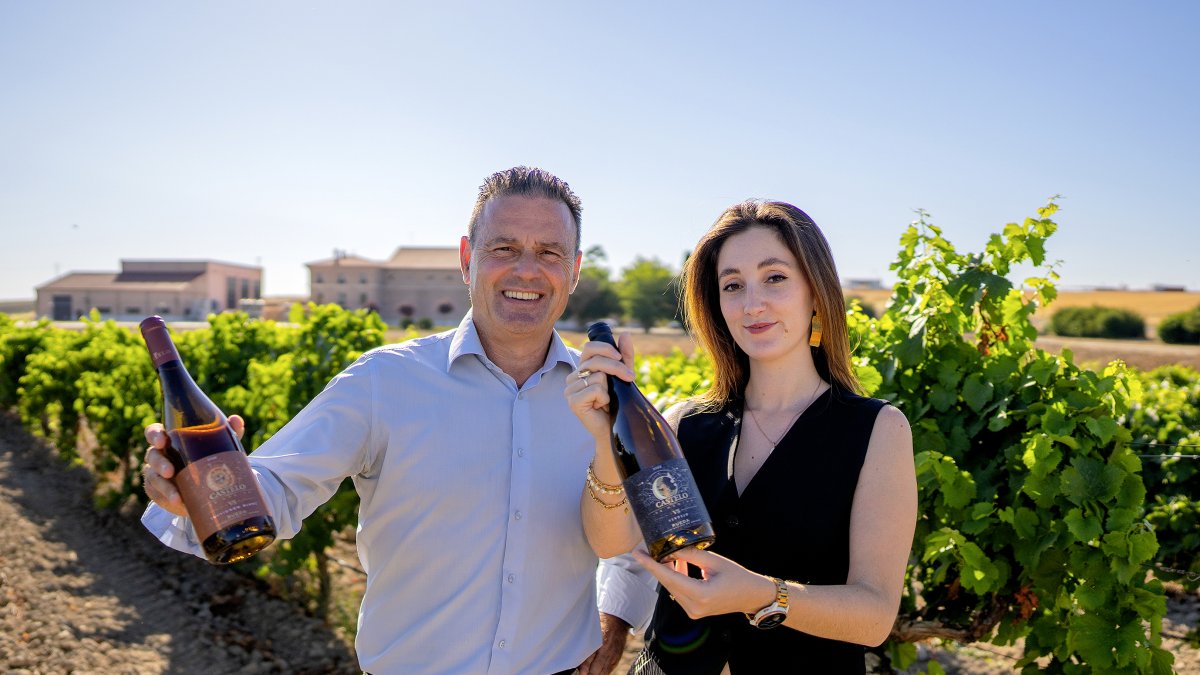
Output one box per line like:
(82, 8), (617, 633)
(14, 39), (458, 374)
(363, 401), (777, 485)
(577, 341), (636, 383)
(616, 330), (637, 371)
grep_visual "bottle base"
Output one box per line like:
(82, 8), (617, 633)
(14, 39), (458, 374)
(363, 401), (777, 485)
(202, 516), (277, 564)
(648, 530), (716, 562)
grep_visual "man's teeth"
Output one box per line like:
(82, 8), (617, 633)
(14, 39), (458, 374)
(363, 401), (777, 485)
(504, 291), (541, 301)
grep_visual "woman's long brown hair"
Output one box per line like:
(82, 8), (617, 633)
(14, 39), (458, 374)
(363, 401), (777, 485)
(682, 199), (861, 407)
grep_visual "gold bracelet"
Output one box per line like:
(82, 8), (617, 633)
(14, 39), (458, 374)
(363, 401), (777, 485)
(587, 462), (624, 495)
(587, 484), (629, 511)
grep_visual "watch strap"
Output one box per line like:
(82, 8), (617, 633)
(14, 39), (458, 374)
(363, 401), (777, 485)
(747, 576), (789, 629)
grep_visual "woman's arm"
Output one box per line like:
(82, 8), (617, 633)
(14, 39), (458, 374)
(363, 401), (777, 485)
(634, 404), (917, 646)
(566, 335), (643, 558)
(777, 404), (917, 644)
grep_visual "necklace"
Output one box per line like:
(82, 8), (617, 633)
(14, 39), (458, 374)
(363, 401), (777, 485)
(745, 378), (824, 449)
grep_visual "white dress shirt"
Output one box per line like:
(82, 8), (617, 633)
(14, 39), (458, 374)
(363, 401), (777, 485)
(143, 312), (655, 674)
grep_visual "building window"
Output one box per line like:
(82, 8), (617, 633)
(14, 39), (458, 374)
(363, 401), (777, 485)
(252, 281), (260, 298)
(360, 293), (368, 306)
(438, 302), (454, 315)
(316, 273), (324, 283)
(126, 307), (141, 314)
(316, 293), (324, 304)
(226, 278), (237, 309)
(399, 305), (414, 318)
(241, 279), (249, 300)
(337, 292), (347, 306)
(337, 273), (346, 284)
(52, 295), (72, 321)
(360, 274), (368, 284)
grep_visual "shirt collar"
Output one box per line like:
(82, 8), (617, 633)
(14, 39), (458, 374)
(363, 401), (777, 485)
(446, 309), (578, 374)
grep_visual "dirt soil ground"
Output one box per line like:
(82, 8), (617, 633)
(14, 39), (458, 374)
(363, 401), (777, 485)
(3, 407), (1199, 675)
(0, 412), (358, 675)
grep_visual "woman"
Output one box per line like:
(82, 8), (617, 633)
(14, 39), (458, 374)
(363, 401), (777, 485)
(567, 200), (917, 674)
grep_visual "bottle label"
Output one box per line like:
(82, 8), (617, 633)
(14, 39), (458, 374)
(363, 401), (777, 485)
(624, 458), (710, 543)
(175, 452), (269, 542)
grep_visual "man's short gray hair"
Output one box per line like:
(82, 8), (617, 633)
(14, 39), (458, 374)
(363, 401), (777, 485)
(468, 166), (582, 251)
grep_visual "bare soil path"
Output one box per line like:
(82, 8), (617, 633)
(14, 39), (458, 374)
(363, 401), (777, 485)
(0, 412), (358, 675)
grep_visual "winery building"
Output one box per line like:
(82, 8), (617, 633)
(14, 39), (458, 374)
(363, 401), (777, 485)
(35, 260), (263, 321)
(306, 246), (468, 325)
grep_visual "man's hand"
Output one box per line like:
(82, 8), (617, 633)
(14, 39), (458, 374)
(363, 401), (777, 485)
(577, 612), (630, 675)
(142, 414), (245, 517)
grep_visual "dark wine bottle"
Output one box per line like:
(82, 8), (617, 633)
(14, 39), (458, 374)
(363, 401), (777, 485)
(140, 316), (276, 564)
(587, 321), (715, 561)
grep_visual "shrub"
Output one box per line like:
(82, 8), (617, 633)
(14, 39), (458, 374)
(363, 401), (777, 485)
(1158, 306), (1200, 344)
(846, 296), (877, 319)
(1050, 305), (1146, 339)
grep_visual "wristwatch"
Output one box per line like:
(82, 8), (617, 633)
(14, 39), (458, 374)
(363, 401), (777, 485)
(747, 576), (789, 629)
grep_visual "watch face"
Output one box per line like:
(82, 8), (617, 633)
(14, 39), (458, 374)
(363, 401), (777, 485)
(754, 610), (786, 629)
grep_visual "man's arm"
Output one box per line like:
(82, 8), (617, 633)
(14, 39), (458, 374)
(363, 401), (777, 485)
(577, 554), (659, 675)
(596, 553), (658, 634)
(141, 354), (381, 558)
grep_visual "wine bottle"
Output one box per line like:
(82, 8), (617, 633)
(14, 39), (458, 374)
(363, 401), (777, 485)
(140, 316), (276, 564)
(587, 321), (715, 561)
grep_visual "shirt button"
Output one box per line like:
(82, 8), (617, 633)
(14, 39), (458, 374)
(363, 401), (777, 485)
(726, 515), (739, 528)
(517, 448), (525, 457)
(514, 511), (523, 520)
(518, 392), (524, 400)
(507, 573), (516, 583)
(498, 639), (506, 648)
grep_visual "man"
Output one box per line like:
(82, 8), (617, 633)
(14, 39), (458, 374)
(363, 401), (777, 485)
(141, 167), (656, 674)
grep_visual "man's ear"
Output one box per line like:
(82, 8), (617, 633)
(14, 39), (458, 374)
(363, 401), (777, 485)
(459, 236), (472, 284)
(569, 249), (582, 294)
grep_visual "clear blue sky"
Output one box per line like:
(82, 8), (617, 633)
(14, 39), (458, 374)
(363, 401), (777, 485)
(2, 2), (1197, 301)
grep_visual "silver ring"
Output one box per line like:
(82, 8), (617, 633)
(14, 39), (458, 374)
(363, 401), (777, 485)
(578, 369), (591, 381)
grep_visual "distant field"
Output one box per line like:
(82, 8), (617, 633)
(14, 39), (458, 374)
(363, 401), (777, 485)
(847, 288), (1200, 333)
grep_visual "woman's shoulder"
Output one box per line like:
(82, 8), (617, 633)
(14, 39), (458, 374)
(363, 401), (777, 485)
(663, 397), (735, 433)
(835, 386), (907, 439)
(830, 387), (895, 417)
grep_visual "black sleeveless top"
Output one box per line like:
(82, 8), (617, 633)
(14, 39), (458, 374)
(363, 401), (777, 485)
(641, 387), (887, 674)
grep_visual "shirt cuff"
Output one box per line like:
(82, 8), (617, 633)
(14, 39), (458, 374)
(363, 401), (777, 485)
(141, 503), (206, 559)
(596, 556), (659, 634)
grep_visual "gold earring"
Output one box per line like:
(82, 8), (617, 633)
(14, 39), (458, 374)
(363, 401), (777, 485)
(809, 313), (823, 348)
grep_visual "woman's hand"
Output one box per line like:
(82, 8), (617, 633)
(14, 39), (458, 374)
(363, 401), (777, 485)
(632, 547), (777, 620)
(564, 332), (637, 442)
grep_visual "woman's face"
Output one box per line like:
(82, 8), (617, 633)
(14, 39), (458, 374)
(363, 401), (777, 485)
(715, 225), (815, 363)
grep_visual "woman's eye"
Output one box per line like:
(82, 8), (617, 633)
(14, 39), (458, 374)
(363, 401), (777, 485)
(767, 273), (787, 283)
(721, 281), (742, 292)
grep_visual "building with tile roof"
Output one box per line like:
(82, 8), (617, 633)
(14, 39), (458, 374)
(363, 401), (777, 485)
(306, 246), (468, 325)
(35, 260), (262, 321)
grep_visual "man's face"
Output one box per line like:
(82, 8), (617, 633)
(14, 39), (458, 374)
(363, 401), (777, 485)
(460, 194), (581, 346)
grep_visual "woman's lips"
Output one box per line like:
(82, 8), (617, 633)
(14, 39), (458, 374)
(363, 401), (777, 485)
(745, 322), (775, 334)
